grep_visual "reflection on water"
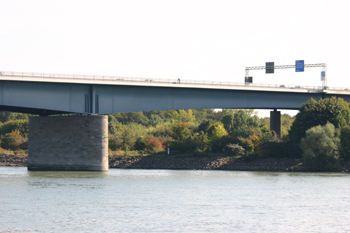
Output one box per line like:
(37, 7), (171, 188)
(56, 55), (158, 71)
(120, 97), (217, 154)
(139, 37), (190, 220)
(0, 167), (350, 233)
(28, 170), (108, 179)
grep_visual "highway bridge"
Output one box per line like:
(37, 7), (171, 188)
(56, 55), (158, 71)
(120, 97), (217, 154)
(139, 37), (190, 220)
(1, 71), (350, 115)
(1, 71), (349, 171)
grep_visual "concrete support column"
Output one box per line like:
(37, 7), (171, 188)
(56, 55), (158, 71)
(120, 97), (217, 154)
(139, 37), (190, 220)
(28, 115), (108, 171)
(270, 109), (281, 138)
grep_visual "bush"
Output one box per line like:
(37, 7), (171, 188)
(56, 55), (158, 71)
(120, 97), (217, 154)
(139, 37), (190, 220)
(0, 119), (28, 137)
(256, 141), (288, 158)
(300, 122), (341, 170)
(226, 143), (246, 157)
(1, 130), (28, 151)
(145, 137), (164, 153)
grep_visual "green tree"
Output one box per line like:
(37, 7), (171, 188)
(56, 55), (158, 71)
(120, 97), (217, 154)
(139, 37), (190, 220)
(230, 110), (260, 138)
(169, 123), (192, 153)
(281, 114), (295, 141)
(208, 123), (229, 152)
(170, 123), (192, 142)
(196, 119), (214, 133)
(289, 97), (350, 144)
(188, 131), (209, 152)
(0, 119), (28, 137)
(134, 138), (146, 151)
(192, 109), (208, 123)
(340, 125), (350, 160)
(221, 114), (234, 135)
(300, 122), (341, 170)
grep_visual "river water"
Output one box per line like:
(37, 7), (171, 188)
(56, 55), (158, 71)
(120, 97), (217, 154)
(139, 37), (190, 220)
(0, 167), (350, 233)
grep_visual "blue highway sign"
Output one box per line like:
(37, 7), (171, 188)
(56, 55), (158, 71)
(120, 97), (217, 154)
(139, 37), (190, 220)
(295, 60), (304, 72)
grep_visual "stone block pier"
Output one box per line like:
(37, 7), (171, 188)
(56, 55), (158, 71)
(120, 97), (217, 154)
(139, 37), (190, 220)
(28, 115), (108, 171)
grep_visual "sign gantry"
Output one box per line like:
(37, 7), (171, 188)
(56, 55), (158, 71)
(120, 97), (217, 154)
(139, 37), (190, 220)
(245, 61), (327, 88)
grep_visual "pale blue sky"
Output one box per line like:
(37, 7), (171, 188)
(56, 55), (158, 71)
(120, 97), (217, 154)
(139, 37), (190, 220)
(1, 0), (349, 117)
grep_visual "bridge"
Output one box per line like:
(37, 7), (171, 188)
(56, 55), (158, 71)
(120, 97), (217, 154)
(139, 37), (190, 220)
(1, 71), (350, 115)
(1, 71), (350, 171)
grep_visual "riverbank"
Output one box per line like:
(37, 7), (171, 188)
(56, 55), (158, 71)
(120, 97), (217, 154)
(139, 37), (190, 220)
(2, 154), (350, 172)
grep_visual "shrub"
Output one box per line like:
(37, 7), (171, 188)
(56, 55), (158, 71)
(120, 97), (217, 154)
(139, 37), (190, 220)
(1, 130), (28, 151)
(226, 143), (246, 156)
(0, 119), (28, 137)
(145, 137), (164, 153)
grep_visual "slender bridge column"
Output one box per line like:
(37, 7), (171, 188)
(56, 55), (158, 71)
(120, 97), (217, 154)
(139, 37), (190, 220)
(270, 109), (281, 138)
(28, 115), (108, 171)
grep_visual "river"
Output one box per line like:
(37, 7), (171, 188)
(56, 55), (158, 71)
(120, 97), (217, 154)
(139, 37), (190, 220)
(0, 167), (349, 232)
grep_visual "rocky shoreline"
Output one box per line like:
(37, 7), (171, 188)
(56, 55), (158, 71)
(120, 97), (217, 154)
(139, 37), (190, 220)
(1, 154), (350, 172)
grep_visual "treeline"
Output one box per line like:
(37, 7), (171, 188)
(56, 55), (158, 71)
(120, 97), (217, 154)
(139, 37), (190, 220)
(107, 109), (294, 158)
(0, 109), (294, 157)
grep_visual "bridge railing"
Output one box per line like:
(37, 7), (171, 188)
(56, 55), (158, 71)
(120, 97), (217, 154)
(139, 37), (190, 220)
(1, 70), (349, 92)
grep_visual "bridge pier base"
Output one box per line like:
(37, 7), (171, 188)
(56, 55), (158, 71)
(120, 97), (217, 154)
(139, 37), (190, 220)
(270, 109), (281, 138)
(28, 115), (108, 171)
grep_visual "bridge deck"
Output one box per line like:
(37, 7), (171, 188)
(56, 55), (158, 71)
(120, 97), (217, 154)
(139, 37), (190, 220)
(1, 71), (349, 95)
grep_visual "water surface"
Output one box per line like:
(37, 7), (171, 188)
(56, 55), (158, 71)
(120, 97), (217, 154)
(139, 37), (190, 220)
(1, 167), (350, 232)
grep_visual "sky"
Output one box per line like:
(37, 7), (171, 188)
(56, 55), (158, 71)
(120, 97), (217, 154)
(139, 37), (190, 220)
(1, 0), (349, 117)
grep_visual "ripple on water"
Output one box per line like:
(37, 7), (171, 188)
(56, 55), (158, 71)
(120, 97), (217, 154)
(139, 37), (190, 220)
(0, 167), (350, 232)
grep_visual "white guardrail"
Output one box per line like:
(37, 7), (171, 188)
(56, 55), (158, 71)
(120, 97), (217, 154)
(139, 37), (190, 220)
(0, 71), (349, 92)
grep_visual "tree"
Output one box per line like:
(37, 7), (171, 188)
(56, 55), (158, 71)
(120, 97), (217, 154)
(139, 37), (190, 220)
(170, 123), (192, 142)
(230, 110), (260, 138)
(289, 97), (350, 144)
(196, 119), (214, 133)
(169, 123), (193, 153)
(221, 114), (234, 135)
(340, 125), (350, 160)
(300, 122), (341, 170)
(0, 119), (28, 137)
(208, 123), (229, 152)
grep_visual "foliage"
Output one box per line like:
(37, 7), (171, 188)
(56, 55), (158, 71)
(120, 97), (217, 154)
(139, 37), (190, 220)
(0, 109), (298, 160)
(144, 137), (164, 152)
(281, 114), (295, 140)
(186, 131), (209, 152)
(230, 110), (260, 138)
(0, 119), (29, 137)
(289, 97), (350, 144)
(226, 143), (246, 156)
(0, 111), (28, 123)
(340, 125), (350, 160)
(236, 137), (254, 153)
(207, 123), (229, 152)
(170, 123), (192, 142)
(196, 119), (214, 133)
(134, 138), (146, 151)
(300, 122), (341, 170)
(1, 130), (28, 151)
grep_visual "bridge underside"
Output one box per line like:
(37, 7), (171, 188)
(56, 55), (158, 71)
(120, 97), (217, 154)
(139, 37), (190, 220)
(0, 105), (68, 115)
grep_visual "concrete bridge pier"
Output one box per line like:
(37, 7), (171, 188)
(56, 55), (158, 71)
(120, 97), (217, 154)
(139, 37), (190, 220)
(28, 115), (108, 171)
(270, 109), (281, 138)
